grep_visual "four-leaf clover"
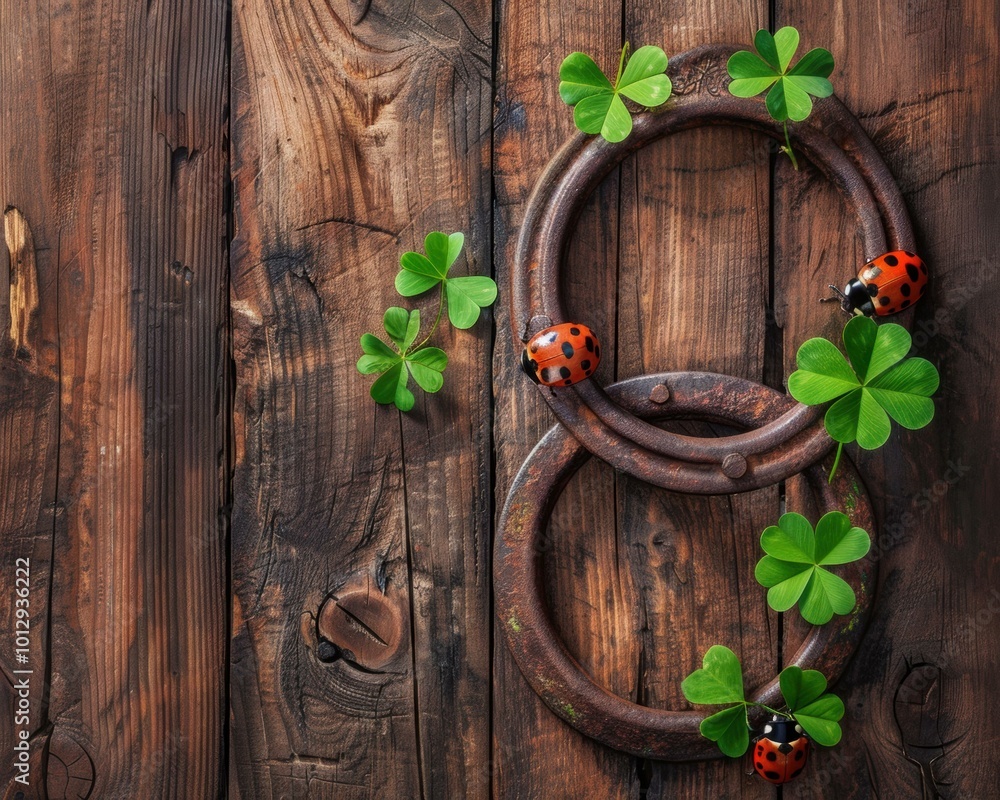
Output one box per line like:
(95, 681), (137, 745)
(559, 44), (672, 143)
(755, 511), (871, 625)
(727, 27), (834, 168)
(396, 232), (498, 329)
(357, 308), (448, 412)
(788, 315), (939, 479)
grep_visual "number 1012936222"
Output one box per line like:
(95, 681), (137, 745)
(13, 558), (30, 662)
(12, 557), (32, 788)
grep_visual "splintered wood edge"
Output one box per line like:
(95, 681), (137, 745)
(4, 207), (39, 356)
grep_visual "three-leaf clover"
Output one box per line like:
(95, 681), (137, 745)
(559, 44), (672, 143)
(681, 646), (846, 757)
(778, 666), (846, 746)
(788, 315), (939, 479)
(755, 511), (871, 625)
(727, 27), (834, 168)
(357, 308), (447, 412)
(395, 232), (498, 329)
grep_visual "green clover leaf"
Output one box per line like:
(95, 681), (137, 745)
(778, 665), (827, 710)
(788, 316), (939, 463)
(755, 511), (871, 625)
(681, 645), (750, 757)
(407, 347), (448, 394)
(778, 666), (845, 746)
(559, 44), (672, 143)
(395, 231), (497, 329)
(791, 694), (846, 746)
(357, 308), (448, 411)
(700, 706), (751, 758)
(727, 26), (833, 167)
(681, 645), (746, 705)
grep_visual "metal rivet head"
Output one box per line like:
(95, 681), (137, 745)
(649, 384), (671, 404)
(721, 453), (747, 478)
(525, 315), (553, 340)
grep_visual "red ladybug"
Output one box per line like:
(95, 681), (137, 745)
(521, 323), (601, 387)
(831, 250), (929, 316)
(752, 717), (810, 785)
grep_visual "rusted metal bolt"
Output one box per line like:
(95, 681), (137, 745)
(721, 453), (748, 479)
(317, 588), (402, 671)
(525, 314), (553, 340)
(649, 384), (671, 404)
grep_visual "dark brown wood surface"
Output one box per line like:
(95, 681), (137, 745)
(773, 4), (1000, 798)
(0, 0), (229, 797)
(228, 0), (492, 797)
(1, 0), (998, 797)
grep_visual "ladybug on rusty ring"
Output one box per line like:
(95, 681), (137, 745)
(828, 250), (929, 317)
(751, 716), (810, 785)
(521, 323), (601, 387)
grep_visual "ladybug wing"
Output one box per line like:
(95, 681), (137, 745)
(862, 252), (929, 315)
(753, 738), (789, 785)
(559, 326), (599, 384)
(783, 737), (809, 782)
(531, 324), (601, 386)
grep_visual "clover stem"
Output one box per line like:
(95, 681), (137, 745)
(615, 41), (629, 87)
(412, 286), (446, 353)
(747, 701), (791, 720)
(782, 121), (800, 171)
(827, 441), (844, 484)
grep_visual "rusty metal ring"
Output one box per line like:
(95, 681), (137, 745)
(512, 43), (915, 492)
(496, 371), (877, 760)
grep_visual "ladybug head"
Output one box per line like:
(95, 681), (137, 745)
(520, 348), (541, 384)
(828, 281), (875, 317)
(760, 716), (806, 748)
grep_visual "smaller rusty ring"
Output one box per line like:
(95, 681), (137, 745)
(496, 372), (877, 761)
(512, 43), (916, 492)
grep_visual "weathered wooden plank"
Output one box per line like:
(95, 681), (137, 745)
(0, 208), (60, 796)
(229, 0), (492, 796)
(775, 2), (1000, 798)
(0, 0), (229, 797)
(493, 2), (782, 797)
(492, 0), (644, 796)
(612, 6), (776, 797)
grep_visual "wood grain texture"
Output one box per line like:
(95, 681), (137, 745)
(0, 208), (60, 797)
(493, 1), (782, 797)
(774, 3), (1000, 799)
(0, 0), (229, 797)
(492, 1), (643, 796)
(228, 0), (492, 797)
(616, 7), (777, 799)
(0, 0), (997, 796)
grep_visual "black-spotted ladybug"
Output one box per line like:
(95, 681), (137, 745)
(752, 716), (809, 785)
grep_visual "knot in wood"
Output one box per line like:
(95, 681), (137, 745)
(317, 589), (402, 671)
(45, 730), (95, 800)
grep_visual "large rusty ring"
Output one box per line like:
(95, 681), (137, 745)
(495, 372), (877, 760)
(512, 43), (915, 493)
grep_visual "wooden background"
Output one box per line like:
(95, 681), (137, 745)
(1, 0), (998, 797)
